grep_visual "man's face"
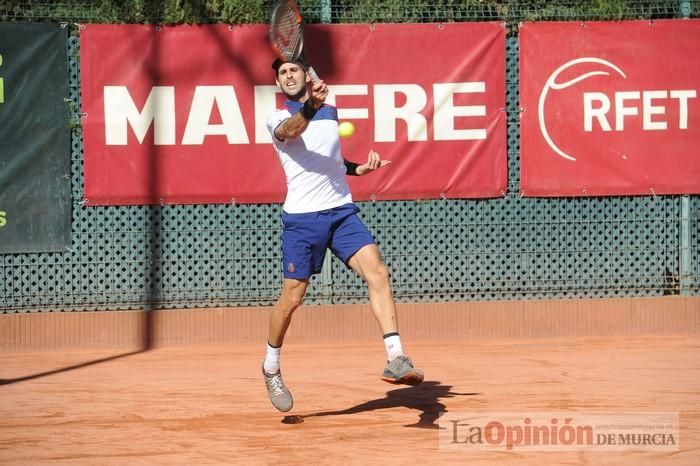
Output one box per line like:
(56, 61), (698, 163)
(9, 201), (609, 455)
(276, 62), (309, 98)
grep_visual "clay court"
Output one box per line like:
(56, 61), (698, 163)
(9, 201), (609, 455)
(1, 298), (699, 465)
(1, 1), (699, 465)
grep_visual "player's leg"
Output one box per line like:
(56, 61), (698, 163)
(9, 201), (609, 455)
(268, 278), (309, 349)
(330, 205), (424, 385)
(263, 278), (308, 413)
(263, 210), (329, 412)
(346, 244), (397, 335)
(346, 244), (423, 385)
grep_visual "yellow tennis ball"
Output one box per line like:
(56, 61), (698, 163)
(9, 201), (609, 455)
(338, 121), (355, 138)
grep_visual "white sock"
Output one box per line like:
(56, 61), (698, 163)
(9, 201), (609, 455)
(383, 332), (404, 362)
(263, 342), (281, 374)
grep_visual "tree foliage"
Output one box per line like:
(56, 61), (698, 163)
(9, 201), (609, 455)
(0, 0), (689, 24)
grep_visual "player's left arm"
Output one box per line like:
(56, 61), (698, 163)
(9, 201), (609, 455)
(345, 150), (391, 176)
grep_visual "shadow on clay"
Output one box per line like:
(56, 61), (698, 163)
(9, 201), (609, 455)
(288, 381), (479, 428)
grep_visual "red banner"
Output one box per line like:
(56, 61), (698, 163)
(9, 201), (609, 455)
(80, 23), (506, 205)
(520, 20), (700, 196)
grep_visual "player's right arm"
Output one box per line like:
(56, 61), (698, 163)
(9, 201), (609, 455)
(274, 80), (328, 140)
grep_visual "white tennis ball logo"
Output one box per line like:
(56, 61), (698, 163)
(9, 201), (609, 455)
(338, 121), (355, 138)
(539, 57), (626, 161)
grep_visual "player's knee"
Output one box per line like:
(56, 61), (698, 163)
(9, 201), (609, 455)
(286, 294), (305, 310)
(281, 282), (307, 310)
(367, 262), (391, 286)
(280, 280), (307, 313)
(277, 294), (303, 319)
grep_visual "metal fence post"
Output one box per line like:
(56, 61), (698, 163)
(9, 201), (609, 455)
(319, 0), (333, 303)
(678, 0), (692, 296)
(320, 0), (331, 23)
(680, 197), (691, 295)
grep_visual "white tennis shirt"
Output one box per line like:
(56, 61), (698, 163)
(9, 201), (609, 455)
(266, 102), (353, 213)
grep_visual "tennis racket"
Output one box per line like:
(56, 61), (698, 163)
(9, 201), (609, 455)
(269, 0), (320, 84)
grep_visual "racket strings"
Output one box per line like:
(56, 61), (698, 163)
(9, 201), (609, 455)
(272, 6), (303, 61)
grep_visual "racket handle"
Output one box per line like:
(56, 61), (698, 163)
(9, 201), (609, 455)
(308, 66), (320, 84)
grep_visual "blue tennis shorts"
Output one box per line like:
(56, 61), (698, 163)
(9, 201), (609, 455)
(281, 203), (375, 279)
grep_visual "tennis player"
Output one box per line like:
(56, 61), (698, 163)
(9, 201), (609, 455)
(262, 58), (424, 412)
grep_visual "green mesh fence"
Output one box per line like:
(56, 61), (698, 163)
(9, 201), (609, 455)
(0, 0), (698, 312)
